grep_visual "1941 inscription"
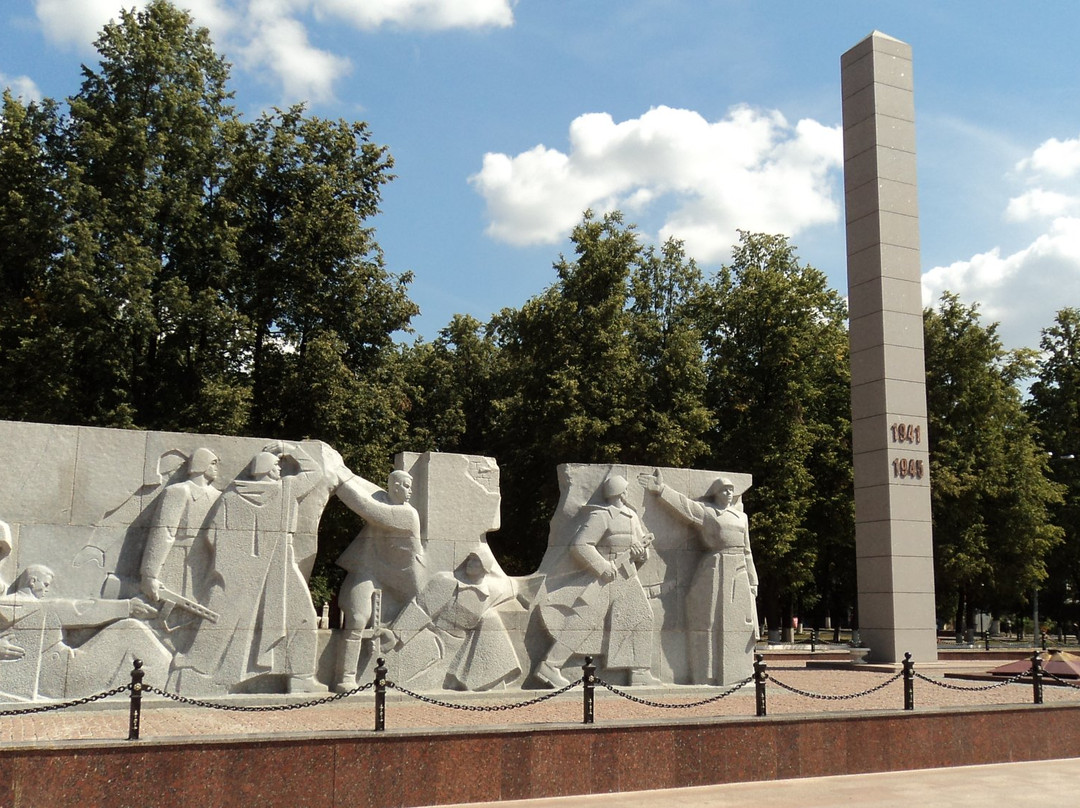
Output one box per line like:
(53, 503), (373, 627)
(890, 422), (921, 445)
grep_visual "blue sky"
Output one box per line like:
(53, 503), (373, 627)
(3, 1), (1079, 351)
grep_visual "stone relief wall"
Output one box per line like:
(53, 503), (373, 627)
(527, 464), (756, 687)
(0, 420), (755, 701)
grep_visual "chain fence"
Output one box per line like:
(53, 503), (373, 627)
(1044, 671), (1080, 690)
(595, 676), (753, 708)
(767, 671), (904, 701)
(141, 682), (375, 712)
(385, 678), (582, 711)
(0, 684), (129, 717)
(5, 651), (1080, 739)
(913, 670), (1031, 692)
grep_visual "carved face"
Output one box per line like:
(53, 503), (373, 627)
(388, 473), (413, 505)
(205, 456), (221, 483)
(26, 569), (52, 599)
(713, 484), (735, 509)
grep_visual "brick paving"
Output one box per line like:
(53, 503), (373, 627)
(3, 655), (1078, 745)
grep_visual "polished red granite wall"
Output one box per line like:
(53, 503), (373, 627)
(2, 704), (1079, 808)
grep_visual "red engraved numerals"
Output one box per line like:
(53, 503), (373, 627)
(889, 422), (921, 445)
(891, 457), (925, 480)
(889, 422), (925, 481)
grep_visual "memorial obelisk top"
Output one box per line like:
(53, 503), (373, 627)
(841, 32), (937, 664)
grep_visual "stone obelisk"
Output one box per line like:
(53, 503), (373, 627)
(841, 32), (937, 663)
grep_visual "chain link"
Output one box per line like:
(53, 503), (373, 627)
(768, 672), (903, 700)
(1043, 671), (1080, 690)
(913, 670), (1030, 692)
(0, 684), (129, 717)
(595, 676), (753, 708)
(385, 679), (582, 711)
(142, 682), (374, 711)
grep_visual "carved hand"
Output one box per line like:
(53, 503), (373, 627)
(0, 637), (25, 661)
(128, 599), (160, 620)
(599, 561), (618, 582)
(141, 575), (162, 601)
(638, 468), (663, 492)
(377, 627), (398, 653)
(319, 443), (354, 488)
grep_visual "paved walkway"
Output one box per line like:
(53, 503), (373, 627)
(433, 758), (1080, 808)
(3, 657), (1079, 743)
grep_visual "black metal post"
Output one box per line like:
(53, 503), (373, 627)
(984, 630), (991, 651)
(754, 654), (768, 717)
(582, 656), (595, 725)
(810, 628), (817, 653)
(374, 657), (388, 731)
(127, 658), (144, 741)
(902, 652), (915, 711)
(1031, 652), (1044, 705)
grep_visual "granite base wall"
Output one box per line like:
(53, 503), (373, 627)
(3, 703), (1078, 807)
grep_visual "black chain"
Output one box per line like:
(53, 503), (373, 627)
(1043, 671), (1080, 690)
(768, 672), (903, 700)
(0, 684), (129, 716)
(913, 670), (1030, 692)
(142, 682), (374, 711)
(385, 678), (582, 711)
(595, 676), (753, 708)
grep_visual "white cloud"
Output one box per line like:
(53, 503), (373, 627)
(34, 0), (125, 50)
(240, 9), (350, 103)
(1005, 189), (1078, 222)
(927, 131), (1080, 350)
(923, 217), (1080, 350)
(315, 0), (514, 30)
(0, 73), (42, 101)
(31, 1), (511, 102)
(1016, 133), (1080, 180)
(470, 104), (843, 263)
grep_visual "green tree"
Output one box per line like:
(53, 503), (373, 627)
(699, 232), (852, 635)
(924, 293), (1063, 632)
(62, 0), (244, 429)
(226, 105), (414, 448)
(0, 91), (71, 421)
(1027, 308), (1080, 632)
(628, 238), (713, 466)
(403, 314), (500, 453)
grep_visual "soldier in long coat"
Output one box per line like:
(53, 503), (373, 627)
(643, 470), (758, 684)
(535, 476), (660, 687)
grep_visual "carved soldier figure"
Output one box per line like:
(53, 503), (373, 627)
(536, 475), (660, 687)
(332, 470), (425, 692)
(172, 443), (324, 694)
(0, 564), (168, 700)
(641, 469), (759, 684)
(140, 447), (221, 645)
(388, 550), (523, 691)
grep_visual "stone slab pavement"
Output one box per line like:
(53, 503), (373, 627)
(431, 758), (1080, 808)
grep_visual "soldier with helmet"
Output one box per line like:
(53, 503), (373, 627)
(535, 475), (660, 687)
(140, 447), (221, 645)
